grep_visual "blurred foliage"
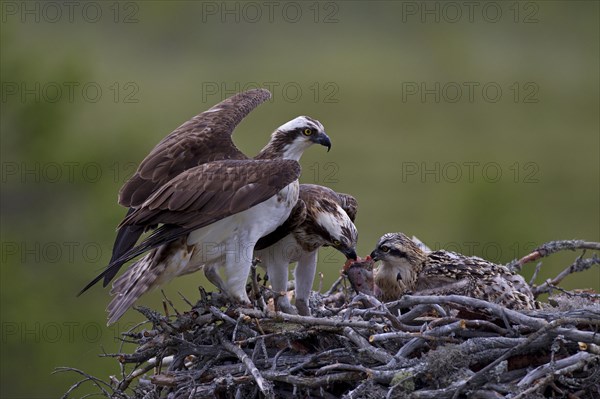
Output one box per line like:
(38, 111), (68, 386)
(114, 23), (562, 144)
(1, 2), (598, 398)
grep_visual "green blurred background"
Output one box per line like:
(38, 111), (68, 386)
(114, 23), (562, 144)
(1, 1), (598, 397)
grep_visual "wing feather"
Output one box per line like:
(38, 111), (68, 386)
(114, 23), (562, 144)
(119, 88), (272, 207)
(337, 193), (358, 222)
(112, 159), (300, 265)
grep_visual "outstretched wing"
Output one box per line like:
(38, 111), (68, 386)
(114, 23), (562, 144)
(119, 88), (272, 208)
(79, 159), (300, 294)
(98, 89), (271, 288)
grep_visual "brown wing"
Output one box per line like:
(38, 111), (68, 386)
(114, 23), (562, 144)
(119, 89), (272, 207)
(80, 159), (300, 294)
(117, 159), (300, 258)
(337, 193), (358, 222)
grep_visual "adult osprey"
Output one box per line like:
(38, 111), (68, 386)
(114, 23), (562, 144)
(369, 232), (537, 310)
(78, 90), (331, 321)
(108, 184), (358, 321)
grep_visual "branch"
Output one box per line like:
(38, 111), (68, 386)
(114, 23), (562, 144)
(509, 240), (600, 271)
(219, 331), (274, 399)
(533, 254), (600, 296)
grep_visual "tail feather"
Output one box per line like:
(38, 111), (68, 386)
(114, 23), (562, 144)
(106, 237), (193, 324)
(106, 250), (160, 325)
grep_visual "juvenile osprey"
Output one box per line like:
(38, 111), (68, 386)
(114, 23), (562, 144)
(369, 232), (537, 310)
(253, 184), (358, 316)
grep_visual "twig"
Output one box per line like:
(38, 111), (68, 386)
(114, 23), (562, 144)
(517, 351), (597, 387)
(533, 254), (600, 297)
(509, 240), (600, 271)
(53, 367), (114, 399)
(219, 331), (274, 399)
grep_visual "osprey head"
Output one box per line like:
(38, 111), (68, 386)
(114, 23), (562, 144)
(271, 116), (331, 161)
(314, 200), (358, 260)
(370, 232), (427, 269)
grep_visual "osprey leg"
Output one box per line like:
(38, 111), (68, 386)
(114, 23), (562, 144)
(294, 250), (318, 316)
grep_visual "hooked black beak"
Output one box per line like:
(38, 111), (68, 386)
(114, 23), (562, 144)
(370, 250), (379, 261)
(341, 247), (357, 261)
(313, 132), (332, 152)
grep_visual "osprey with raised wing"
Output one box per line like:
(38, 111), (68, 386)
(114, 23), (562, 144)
(77, 89), (331, 324)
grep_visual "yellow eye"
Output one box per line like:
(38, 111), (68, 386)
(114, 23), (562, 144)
(333, 240), (341, 247)
(303, 128), (313, 136)
(381, 245), (390, 253)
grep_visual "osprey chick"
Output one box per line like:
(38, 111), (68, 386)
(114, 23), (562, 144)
(370, 232), (536, 310)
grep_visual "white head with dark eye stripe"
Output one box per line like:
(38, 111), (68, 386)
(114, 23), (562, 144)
(257, 116), (331, 161)
(294, 199), (358, 260)
(315, 203), (358, 260)
(370, 232), (427, 272)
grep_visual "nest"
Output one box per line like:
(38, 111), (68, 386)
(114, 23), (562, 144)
(59, 241), (600, 398)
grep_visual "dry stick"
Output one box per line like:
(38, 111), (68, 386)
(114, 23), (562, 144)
(53, 367), (114, 399)
(390, 295), (547, 329)
(353, 293), (412, 330)
(510, 239), (600, 271)
(238, 308), (386, 330)
(161, 289), (180, 317)
(517, 351), (597, 386)
(513, 353), (599, 399)
(533, 254), (600, 297)
(343, 327), (394, 364)
(325, 275), (345, 296)
(314, 363), (399, 383)
(261, 370), (362, 388)
(528, 262), (543, 286)
(218, 331), (274, 399)
(540, 282), (600, 300)
(453, 317), (600, 397)
(288, 348), (348, 373)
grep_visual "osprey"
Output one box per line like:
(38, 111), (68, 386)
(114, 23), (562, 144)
(370, 232), (537, 310)
(108, 184), (358, 321)
(77, 89), (332, 323)
(253, 184), (358, 316)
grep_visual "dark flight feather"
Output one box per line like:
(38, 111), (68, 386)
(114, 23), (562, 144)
(90, 89), (271, 290)
(78, 159), (300, 295)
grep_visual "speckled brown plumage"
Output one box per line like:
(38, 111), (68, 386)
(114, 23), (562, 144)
(370, 232), (537, 310)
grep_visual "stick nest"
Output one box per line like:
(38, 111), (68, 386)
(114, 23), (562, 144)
(59, 240), (600, 398)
